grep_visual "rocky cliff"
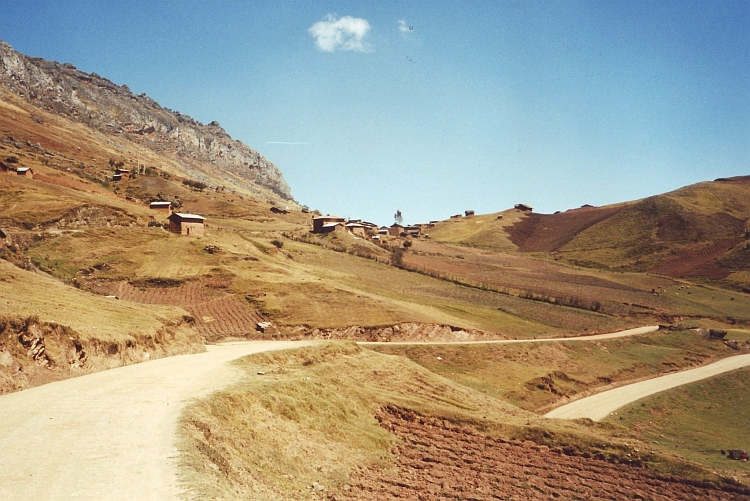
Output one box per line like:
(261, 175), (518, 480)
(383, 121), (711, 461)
(0, 40), (293, 200)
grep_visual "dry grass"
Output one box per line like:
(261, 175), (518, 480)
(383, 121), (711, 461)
(372, 330), (750, 413)
(177, 342), (660, 500)
(0, 259), (186, 341)
(606, 367), (750, 481)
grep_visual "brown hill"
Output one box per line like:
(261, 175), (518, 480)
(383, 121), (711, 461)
(0, 39), (292, 201)
(506, 204), (631, 252)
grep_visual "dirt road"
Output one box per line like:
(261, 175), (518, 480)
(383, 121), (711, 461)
(545, 353), (750, 421)
(358, 325), (659, 345)
(0, 340), (314, 501)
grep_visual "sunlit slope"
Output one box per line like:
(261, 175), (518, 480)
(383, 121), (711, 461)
(556, 178), (750, 278)
(0, 260), (189, 341)
(427, 178), (750, 288)
(426, 209), (522, 251)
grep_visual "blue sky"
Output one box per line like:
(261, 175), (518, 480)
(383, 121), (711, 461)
(1, 1), (748, 225)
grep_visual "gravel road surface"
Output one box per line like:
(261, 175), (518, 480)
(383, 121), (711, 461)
(358, 325), (659, 345)
(0, 340), (314, 500)
(545, 353), (750, 421)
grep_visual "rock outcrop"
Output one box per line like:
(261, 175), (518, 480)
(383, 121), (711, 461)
(0, 40), (293, 200)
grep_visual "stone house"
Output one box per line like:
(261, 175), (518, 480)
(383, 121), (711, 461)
(388, 224), (404, 236)
(312, 216), (346, 234)
(167, 213), (205, 236)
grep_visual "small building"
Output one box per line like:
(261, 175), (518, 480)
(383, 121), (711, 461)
(312, 216), (346, 234)
(346, 223), (368, 238)
(115, 168), (131, 180)
(515, 204), (533, 212)
(404, 225), (421, 237)
(378, 226), (389, 235)
(167, 213), (206, 236)
(388, 224), (404, 237)
(256, 321), (279, 335)
(149, 201), (172, 214)
(465, 210), (475, 217)
(16, 167), (33, 179)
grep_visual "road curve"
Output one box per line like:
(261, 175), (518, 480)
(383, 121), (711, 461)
(358, 325), (660, 346)
(0, 340), (314, 501)
(544, 353), (750, 421)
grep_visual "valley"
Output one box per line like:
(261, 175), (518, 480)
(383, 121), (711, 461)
(1, 38), (750, 499)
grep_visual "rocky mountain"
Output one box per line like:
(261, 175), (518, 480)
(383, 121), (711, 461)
(0, 40), (292, 200)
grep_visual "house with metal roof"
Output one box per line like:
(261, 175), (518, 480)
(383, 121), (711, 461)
(167, 213), (206, 236)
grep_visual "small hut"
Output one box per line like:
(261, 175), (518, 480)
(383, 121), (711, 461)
(115, 168), (131, 180)
(167, 213), (206, 236)
(149, 201), (172, 214)
(345, 223), (368, 237)
(16, 167), (33, 179)
(388, 224), (404, 236)
(311, 216), (346, 234)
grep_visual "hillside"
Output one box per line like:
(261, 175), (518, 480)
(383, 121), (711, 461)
(2, 38), (750, 497)
(0, 40), (292, 201)
(427, 179), (750, 291)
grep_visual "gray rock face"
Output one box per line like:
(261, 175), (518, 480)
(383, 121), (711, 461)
(0, 40), (293, 200)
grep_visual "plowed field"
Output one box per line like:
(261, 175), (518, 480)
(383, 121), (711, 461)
(332, 406), (749, 500)
(650, 239), (741, 279)
(84, 276), (264, 340)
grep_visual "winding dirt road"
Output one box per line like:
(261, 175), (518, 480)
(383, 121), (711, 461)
(545, 353), (750, 421)
(0, 340), (314, 501)
(358, 325), (660, 345)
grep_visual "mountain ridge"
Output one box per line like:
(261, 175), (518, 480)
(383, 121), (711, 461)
(0, 39), (292, 201)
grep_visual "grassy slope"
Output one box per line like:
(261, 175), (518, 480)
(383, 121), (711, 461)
(605, 367), (750, 481)
(0, 259), (186, 340)
(426, 180), (750, 291)
(558, 182), (750, 273)
(179, 343), (711, 500)
(372, 330), (750, 412)
(426, 209), (523, 251)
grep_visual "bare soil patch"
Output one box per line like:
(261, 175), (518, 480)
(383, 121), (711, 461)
(333, 406), (750, 500)
(650, 238), (742, 279)
(506, 205), (627, 252)
(82, 275), (265, 341)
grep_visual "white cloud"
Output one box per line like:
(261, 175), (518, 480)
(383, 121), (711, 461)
(398, 20), (412, 33)
(309, 14), (372, 53)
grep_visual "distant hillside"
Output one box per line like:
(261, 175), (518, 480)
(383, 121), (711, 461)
(0, 40), (292, 200)
(429, 177), (750, 289)
(556, 178), (750, 281)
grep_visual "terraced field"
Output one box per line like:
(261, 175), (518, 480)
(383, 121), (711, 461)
(650, 238), (743, 279)
(335, 406), (749, 500)
(82, 276), (265, 340)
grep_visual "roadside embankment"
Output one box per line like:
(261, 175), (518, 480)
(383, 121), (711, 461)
(0, 315), (204, 394)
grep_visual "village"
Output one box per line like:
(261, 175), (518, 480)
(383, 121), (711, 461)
(1, 156), (538, 243)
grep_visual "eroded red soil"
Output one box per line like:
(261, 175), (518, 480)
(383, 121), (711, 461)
(649, 239), (742, 279)
(332, 407), (750, 500)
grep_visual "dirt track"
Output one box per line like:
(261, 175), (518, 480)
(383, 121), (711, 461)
(545, 353), (750, 421)
(0, 340), (314, 500)
(358, 325), (659, 345)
